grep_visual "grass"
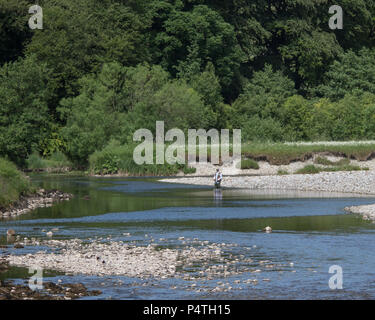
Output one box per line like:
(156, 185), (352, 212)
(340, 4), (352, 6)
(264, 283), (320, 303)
(295, 165), (321, 174)
(295, 164), (368, 174)
(183, 166), (197, 174)
(89, 141), (196, 176)
(241, 142), (375, 165)
(313, 156), (350, 166)
(0, 158), (35, 209)
(27, 151), (72, 171)
(88, 141), (375, 175)
(277, 169), (289, 175)
(24, 141), (375, 176)
(238, 158), (259, 170)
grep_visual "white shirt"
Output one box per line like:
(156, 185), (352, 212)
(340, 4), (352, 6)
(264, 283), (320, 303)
(214, 172), (222, 182)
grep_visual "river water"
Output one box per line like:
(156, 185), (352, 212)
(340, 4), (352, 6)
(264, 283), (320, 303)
(1, 175), (375, 299)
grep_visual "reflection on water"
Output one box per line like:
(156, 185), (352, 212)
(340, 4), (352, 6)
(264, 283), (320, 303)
(0, 174), (375, 300)
(213, 189), (223, 206)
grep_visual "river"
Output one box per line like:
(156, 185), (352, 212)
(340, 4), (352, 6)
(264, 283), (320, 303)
(1, 174), (375, 299)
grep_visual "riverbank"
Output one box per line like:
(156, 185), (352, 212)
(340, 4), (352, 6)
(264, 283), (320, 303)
(0, 158), (34, 210)
(161, 170), (375, 195)
(0, 189), (73, 219)
(0, 257), (101, 300)
(0, 157), (73, 219)
(345, 204), (375, 221)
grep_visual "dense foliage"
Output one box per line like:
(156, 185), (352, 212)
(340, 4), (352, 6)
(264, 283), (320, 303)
(0, 157), (33, 208)
(1, 0), (375, 167)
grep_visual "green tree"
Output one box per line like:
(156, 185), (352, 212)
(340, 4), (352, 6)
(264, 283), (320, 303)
(154, 4), (244, 99)
(0, 55), (52, 165)
(121, 64), (170, 112)
(0, 0), (32, 64)
(329, 94), (365, 140)
(130, 80), (215, 133)
(305, 98), (335, 141)
(60, 62), (129, 164)
(335, 0), (375, 49)
(61, 62), (215, 164)
(240, 116), (285, 142)
(233, 64), (296, 120)
(232, 65), (296, 141)
(361, 93), (375, 139)
(279, 31), (342, 89)
(314, 48), (375, 101)
(188, 62), (226, 128)
(280, 95), (311, 141)
(26, 0), (153, 108)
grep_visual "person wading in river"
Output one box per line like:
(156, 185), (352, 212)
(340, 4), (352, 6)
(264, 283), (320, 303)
(214, 168), (223, 188)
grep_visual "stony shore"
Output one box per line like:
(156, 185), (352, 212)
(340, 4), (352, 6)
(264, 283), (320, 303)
(0, 257), (101, 300)
(344, 204), (375, 221)
(0, 189), (73, 219)
(161, 170), (375, 195)
(0, 280), (102, 300)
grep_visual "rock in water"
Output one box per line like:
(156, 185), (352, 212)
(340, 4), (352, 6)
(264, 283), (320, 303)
(46, 231), (53, 237)
(6, 229), (16, 237)
(263, 226), (272, 233)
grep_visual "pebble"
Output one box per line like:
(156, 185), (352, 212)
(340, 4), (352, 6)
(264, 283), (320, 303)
(7, 229), (16, 237)
(345, 204), (375, 221)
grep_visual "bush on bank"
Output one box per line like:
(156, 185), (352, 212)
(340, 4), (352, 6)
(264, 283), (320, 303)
(27, 151), (72, 171)
(88, 141), (196, 176)
(0, 157), (34, 209)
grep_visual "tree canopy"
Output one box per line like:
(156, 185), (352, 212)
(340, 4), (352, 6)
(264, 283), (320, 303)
(1, 0), (375, 166)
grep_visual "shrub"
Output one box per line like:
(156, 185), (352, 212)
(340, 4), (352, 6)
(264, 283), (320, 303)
(47, 151), (72, 168)
(183, 166), (197, 174)
(323, 165), (366, 172)
(296, 164), (366, 174)
(277, 169), (289, 175)
(89, 141), (193, 176)
(27, 152), (45, 170)
(0, 158), (34, 209)
(239, 158), (259, 170)
(26, 151), (72, 170)
(314, 156), (350, 166)
(295, 165), (321, 174)
(240, 116), (285, 142)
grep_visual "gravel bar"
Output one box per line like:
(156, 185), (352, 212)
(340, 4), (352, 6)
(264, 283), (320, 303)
(6, 238), (258, 280)
(161, 171), (375, 195)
